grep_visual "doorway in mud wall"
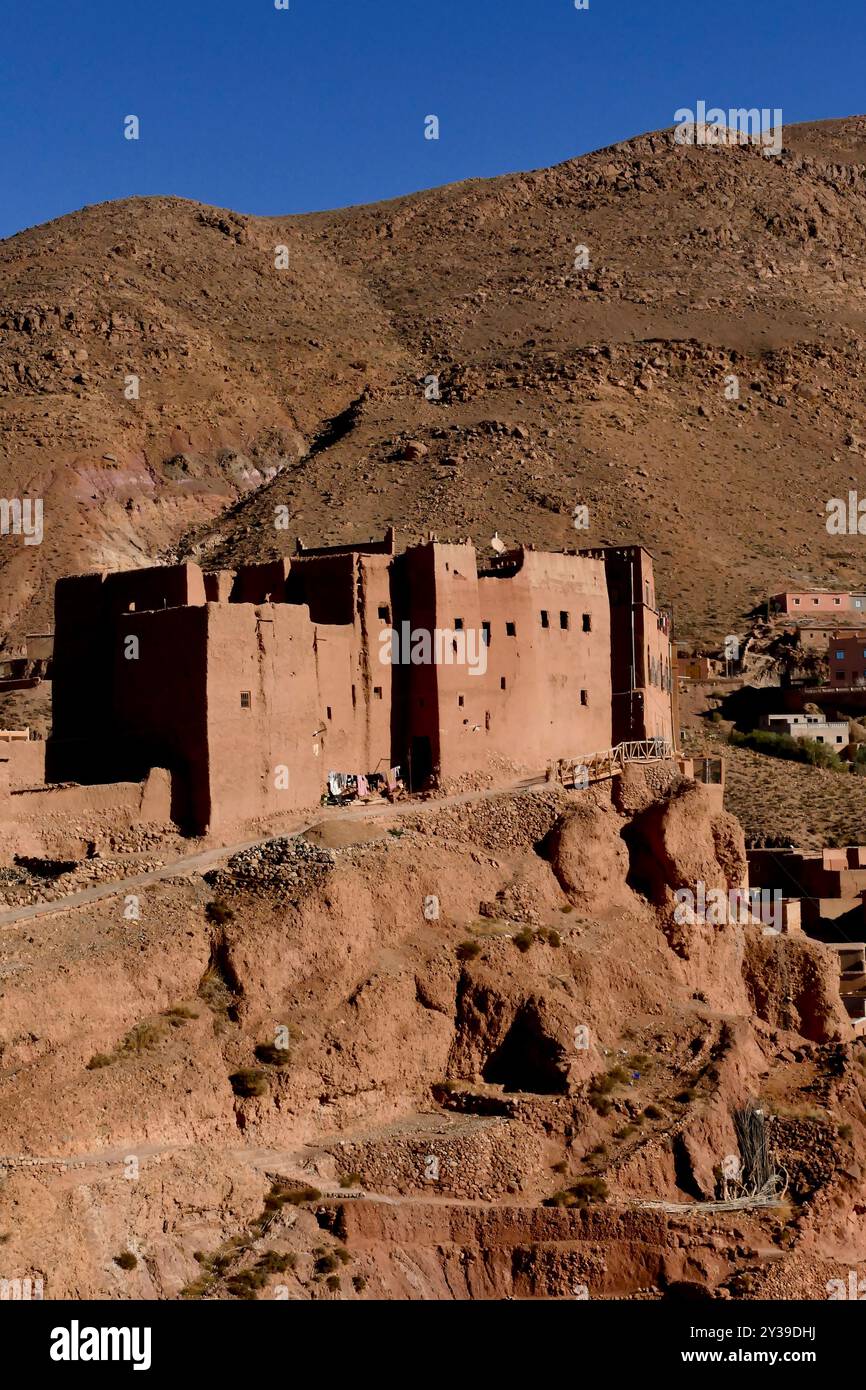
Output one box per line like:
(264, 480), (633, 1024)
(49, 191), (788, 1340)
(409, 735), (433, 791)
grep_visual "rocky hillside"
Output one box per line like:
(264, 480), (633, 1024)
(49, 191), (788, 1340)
(0, 773), (862, 1299)
(6, 116), (866, 645)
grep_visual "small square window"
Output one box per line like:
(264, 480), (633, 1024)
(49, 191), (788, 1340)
(582, 613), (592, 633)
(240, 691), (251, 709)
(373, 686), (383, 700)
(837, 651), (845, 660)
(454, 617), (464, 631)
(560, 611), (569, 630)
(793, 598), (801, 605)
(580, 689), (588, 706)
(378, 605), (390, 621)
(506, 621), (516, 637)
(540, 610), (549, 629)
(834, 597), (841, 605)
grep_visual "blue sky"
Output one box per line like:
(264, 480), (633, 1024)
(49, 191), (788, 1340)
(1, 0), (864, 238)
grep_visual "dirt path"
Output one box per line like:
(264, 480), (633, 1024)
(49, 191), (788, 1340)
(0, 776), (550, 930)
(0, 1138), (520, 1210)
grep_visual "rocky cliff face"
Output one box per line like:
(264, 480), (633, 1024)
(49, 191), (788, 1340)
(0, 775), (860, 1300)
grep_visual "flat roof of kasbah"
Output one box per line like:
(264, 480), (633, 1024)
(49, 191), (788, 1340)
(291, 530), (654, 562)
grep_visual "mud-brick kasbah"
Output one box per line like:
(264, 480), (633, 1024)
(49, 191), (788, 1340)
(0, 531), (679, 836)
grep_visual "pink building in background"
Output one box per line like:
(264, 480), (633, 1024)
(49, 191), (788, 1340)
(772, 591), (866, 615)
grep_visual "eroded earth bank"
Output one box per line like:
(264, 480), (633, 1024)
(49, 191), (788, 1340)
(1, 765), (863, 1300)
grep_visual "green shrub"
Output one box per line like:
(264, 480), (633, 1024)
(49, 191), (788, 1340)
(326, 1275), (340, 1291)
(256, 1251), (296, 1274)
(545, 1176), (608, 1208)
(114, 1250), (137, 1270)
(120, 1022), (164, 1055)
(456, 940), (481, 962)
(225, 1268), (268, 1299)
(162, 1004), (199, 1026)
(263, 1182), (321, 1210)
(537, 927), (562, 947)
(229, 1068), (269, 1098)
(86, 1053), (113, 1070)
(206, 898), (235, 925)
(315, 1253), (339, 1275)
(255, 1042), (291, 1067)
(513, 928), (534, 953)
(644, 1104), (664, 1120)
(352, 1274), (368, 1292)
(729, 728), (844, 771)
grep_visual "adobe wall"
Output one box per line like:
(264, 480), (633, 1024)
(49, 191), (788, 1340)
(0, 740), (46, 789)
(397, 544), (613, 781)
(45, 537), (678, 834)
(203, 587), (395, 832)
(585, 546), (675, 745)
(477, 548), (612, 766)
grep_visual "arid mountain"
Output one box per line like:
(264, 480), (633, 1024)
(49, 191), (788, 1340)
(6, 115), (866, 647)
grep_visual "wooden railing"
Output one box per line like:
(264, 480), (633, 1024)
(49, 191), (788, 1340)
(554, 737), (673, 787)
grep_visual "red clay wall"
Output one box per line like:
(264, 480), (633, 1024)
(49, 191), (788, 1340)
(397, 544), (613, 780)
(47, 540), (677, 832)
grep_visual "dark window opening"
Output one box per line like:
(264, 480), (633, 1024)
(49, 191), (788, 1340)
(377, 605), (390, 621)
(482, 621), (491, 646)
(485, 711), (491, 731)
(373, 686), (383, 700)
(351, 684), (356, 708)
(240, 691), (251, 709)
(506, 621), (516, 637)
(560, 611), (569, 630)
(454, 617), (464, 631)
(500, 676), (507, 690)
(582, 613), (592, 632)
(540, 610), (549, 629)
(580, 689), (588, 706)
(326, 706), (332, 720)
(458, 694), (465, 707)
